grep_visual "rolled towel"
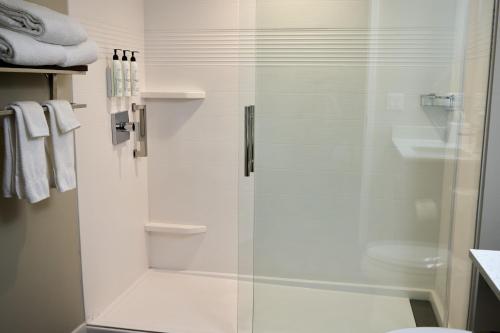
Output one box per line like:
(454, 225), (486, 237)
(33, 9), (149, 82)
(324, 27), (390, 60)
(43, 100), (80, 193)
(0, 27), (97, 66)
(0, 0), (87, 46)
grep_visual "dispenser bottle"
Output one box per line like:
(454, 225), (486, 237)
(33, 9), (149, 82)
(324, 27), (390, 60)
(130, 51), (140, 96)
(112, 49), (124, 97)
(122, 50), (132, 97)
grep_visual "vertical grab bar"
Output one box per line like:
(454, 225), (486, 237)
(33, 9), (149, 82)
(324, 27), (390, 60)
(132, 103), (148, 158)
(244, 105), (255, 177)
(249, 105), (255, 173)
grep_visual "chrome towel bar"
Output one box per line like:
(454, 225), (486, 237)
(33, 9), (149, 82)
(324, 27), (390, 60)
(0, 103), (86, 117)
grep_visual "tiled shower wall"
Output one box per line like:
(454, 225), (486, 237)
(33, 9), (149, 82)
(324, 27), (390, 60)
(143, 0), (460, 296)
(144, 0), (242, 274)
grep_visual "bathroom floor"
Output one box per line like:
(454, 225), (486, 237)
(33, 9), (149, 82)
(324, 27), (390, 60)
(90, 270), (416, 333)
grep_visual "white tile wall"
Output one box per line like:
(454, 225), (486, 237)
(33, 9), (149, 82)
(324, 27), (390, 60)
(145, 0), (241, 274)
(69, 0), (149, 320)
(143, 0), (463, 290)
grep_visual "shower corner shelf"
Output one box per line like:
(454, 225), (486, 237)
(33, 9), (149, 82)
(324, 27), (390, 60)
(0, 61), (88, 75)
(145, 222), (207, 235)
(420, 93), (458, 109)
(141, 91), (206, 100)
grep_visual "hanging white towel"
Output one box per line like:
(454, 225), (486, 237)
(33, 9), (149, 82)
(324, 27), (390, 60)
(0, 28), (97, 67)
(0, 0), (87, 46)
(43, 100), (79, 193)
(2, 102), (50, 203)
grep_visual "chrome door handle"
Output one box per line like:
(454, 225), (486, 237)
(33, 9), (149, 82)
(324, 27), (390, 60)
(244, 105), (255, 177)
(132, 103), (148, 158)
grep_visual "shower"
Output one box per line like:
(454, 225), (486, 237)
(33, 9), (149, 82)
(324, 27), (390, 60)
(2, 0), (492, 333)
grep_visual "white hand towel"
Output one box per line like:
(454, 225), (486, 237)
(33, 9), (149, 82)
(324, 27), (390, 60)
(19, 100), (49, 137)
(43, 100), (79, 192)
(6, 102), (50, 203)
(0, 27), (98, 67)
(47, 100), (80, 133)
(0, 0), (87, 46)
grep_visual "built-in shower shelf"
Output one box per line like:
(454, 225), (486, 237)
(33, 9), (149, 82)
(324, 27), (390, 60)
(145, 222), (207, 235)
(141, 91), (206, 100)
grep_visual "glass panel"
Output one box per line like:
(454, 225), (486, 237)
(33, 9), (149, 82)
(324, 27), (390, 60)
(239, 0), (495, 332)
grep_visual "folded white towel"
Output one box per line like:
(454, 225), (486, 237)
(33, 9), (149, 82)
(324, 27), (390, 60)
(0, 27), (97, 66)
(43, 100), (79, 192)
(62, 40), (98, 67)
(0, 0), (87, 46)
(0, 27), (65, 66)
(2, 102), (50, 203)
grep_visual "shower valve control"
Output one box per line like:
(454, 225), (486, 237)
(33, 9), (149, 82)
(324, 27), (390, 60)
(116, 121), (135, 132)
(111, 110), (133, 145)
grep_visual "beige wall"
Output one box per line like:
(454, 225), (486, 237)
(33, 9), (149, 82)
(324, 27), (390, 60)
(0, 1), (85, 333)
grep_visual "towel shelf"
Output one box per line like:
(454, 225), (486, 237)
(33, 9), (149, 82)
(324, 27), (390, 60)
(0, 61), (88, 75)
(0, 103), (86, 117)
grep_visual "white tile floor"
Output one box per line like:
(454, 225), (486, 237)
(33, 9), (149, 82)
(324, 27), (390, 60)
(90, 269), (416, 333)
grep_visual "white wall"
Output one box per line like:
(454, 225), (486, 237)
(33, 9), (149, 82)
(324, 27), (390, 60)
(144, 0), (241, 274)
(68, 0), (149, 320)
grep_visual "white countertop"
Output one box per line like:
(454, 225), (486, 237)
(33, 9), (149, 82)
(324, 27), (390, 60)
(470, 249), (500, 300)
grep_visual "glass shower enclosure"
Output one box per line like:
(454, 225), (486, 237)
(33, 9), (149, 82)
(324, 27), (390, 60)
(239, 0), (496, 332)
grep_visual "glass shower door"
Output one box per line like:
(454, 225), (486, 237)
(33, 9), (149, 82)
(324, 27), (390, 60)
(239, 0), (496, 332)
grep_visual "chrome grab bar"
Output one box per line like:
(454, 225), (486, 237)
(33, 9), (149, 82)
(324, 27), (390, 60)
(244, 105), (255, 177)
(132, 103), (148, 158)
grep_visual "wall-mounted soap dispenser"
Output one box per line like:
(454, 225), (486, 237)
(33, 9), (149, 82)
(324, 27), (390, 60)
(122, 50), (132, 97)
(112, 48), (124, 97)
(131, 51), (140, 96)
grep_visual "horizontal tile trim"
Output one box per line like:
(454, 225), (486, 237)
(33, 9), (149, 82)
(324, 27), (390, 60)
(146, 27), (458, 66)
